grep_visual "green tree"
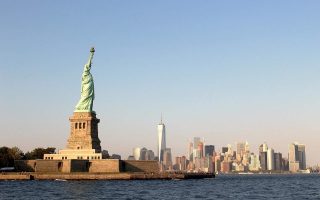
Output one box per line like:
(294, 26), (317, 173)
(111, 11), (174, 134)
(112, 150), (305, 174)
(0, 146), (15, 168)
(9, 146), (24, 160)
(24, 147), (56, 160)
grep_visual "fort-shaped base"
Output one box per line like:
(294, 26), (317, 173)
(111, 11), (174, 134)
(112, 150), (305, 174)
(44, 149), (102, 160)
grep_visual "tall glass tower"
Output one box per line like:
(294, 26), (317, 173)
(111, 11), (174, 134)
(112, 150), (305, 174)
(289, 142), (306, 172)
(157, 116), (166, 162)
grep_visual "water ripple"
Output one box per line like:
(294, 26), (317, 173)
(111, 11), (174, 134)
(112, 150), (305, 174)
(0, 174), (320, 200)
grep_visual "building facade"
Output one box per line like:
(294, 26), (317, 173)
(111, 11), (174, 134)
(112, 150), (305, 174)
(267, 148), (275, 171)
(289, 142), (306, 172)
(157, 119), (166, 162)
(274, 152), (282, 171)
(204, 145), (215, 157)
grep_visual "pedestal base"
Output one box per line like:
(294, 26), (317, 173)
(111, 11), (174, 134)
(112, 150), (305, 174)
(44, 149), (102, 160)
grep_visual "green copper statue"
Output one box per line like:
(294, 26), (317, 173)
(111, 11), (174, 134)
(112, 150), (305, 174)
(75, 47), (95, 112)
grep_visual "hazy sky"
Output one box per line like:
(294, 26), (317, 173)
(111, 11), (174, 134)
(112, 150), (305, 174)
(1, 1), (320, 165)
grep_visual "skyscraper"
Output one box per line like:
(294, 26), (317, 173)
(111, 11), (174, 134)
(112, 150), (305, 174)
(274, 152), (282, 171)
(146, 150), (155, 160)
(188, 142), (193, 161)
(267, 148), (275, 171)
(249, 154), (261, 171)
(204, 145), (215, 157)
(259, 151), (268, 171)
(157, 116), (166, 162)
(133, 147), (141, 160)
(163, 148), (172, 170)
(193, 137), (201, 161)
(236, 141), (250, 164)
(259, 142), (268, 153)
(140, 147), (148, 160)
(197, 142), (204, 158)
(259, 142), (268, 171)
(297, 144), (306, 170)
(174, 156), (187, 171)
(245, 142), (250, 153)
(193, 137), (201, 149)
(236, 142), (246, 157)
(222, 147), (228, 154)
(227, 144), (233, 156)
(132, 147), (155, 161)
(289, 142), (306, 172)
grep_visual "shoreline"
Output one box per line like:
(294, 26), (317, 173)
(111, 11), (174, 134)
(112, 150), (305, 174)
(0, 172), (215, 181)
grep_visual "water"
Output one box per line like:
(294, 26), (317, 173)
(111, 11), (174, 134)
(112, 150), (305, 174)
(1, 174), (320, 199)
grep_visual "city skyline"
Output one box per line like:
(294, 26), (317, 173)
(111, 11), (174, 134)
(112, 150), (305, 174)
(130, 133), (309, 173)
(1, 1), (320, 166)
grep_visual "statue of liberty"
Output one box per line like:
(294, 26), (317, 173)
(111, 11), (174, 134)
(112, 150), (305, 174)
(75, 47), (95, 112)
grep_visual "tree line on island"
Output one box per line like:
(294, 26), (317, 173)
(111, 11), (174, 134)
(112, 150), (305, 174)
(0, 146), (119, 169)
(0, 146), (55, 168)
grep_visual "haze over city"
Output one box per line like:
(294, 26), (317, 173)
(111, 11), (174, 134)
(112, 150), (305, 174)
(1, 1), (320, 166)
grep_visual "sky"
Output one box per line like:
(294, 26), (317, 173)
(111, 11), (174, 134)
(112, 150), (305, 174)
(1, 1), (320, 165)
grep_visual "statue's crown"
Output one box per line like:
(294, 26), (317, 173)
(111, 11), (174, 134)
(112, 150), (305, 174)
(90, 47), (95, 53)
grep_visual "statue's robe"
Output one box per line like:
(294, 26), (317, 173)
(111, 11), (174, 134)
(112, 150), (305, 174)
(75, 64), (94, 112)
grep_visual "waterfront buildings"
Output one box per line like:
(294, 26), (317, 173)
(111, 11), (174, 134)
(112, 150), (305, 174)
(131, 147), (155, 161)
(289, 142), (306, 172)
(174, 156), (187, 171)
(258, 143), (285, 172)
(213, 142), (296, 173)
(185, 137), (215, 173)
(147, 130), (307, 173)
(168, 140), (308, 173)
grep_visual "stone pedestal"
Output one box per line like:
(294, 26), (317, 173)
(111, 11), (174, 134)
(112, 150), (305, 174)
(43, 112), (103, 160)
(67, 112), (101, 152)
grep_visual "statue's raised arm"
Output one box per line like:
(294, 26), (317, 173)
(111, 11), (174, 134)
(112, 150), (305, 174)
(75, 47), (96, 113)
(84, 47), (95, 73)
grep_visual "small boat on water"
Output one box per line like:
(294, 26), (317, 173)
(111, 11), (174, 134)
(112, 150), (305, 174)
(0, 167), (15, 172)
(54, 179), (67, 182)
